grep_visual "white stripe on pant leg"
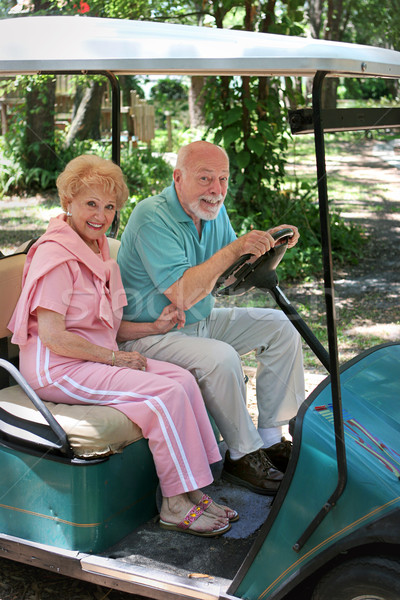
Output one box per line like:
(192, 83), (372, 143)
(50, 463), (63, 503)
(63, 375), (145, 400)
(144, 399), (191, 492)
(53, 376), (197, 491)
(151, 396), (197, 489)
(54, 381), (117, 404)
(35, 338), (44, 388)
(44, 346), (52, 384)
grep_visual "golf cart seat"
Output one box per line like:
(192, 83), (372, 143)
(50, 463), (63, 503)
(0, 237), (143, 459)
(0, 239), (159, 553)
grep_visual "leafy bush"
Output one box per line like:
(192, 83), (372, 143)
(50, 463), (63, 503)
(0, 126), (101, 196)
(118, 147), (173, 236)
(339, 77), (395, 101)
(149, 77), (190, 129)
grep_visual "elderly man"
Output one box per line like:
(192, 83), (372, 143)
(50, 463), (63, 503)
(117, 140), (305, 495)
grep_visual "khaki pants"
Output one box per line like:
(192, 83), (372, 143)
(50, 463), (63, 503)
(120, 307), (305, 455)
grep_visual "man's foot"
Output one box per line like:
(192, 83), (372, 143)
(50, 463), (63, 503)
(222, 449), (284, 496)
(262, 438), (292, 472)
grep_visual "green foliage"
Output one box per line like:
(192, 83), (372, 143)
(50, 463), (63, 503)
(149, 77), (190, 130)
(0, 128), (95, 195)
(118, 147), (173, 236)
(150, 78), (188, 103)
(339, 78), (395, 101)
(192, 0), (366, 281)
(152, 127), (205, 153)
(0, 117), (57, 195)
(205, 75), (292, 222)
(86, 0), (151, 19)
(350, 0), (400, 51)
(224, 176), (365, 281)
(0, 76), (59, 192)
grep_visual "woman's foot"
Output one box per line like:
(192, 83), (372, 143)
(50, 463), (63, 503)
(159, 494), (230, 537)
(188, 490), (239, 522)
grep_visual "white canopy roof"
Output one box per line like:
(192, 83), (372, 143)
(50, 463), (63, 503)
(0, 15), (399, 78)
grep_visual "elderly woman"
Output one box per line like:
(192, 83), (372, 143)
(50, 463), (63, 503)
(8, 154), (238, 537)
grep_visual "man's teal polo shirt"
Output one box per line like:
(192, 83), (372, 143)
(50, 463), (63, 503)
(117, 183), (237, 325)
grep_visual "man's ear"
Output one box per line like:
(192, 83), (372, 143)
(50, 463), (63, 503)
(173, 169), (181, 185)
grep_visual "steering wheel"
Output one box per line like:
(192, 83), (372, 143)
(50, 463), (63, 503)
(213, 228), (294, 296)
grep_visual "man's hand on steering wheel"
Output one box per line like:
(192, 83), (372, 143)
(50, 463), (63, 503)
(267, 224), (300, 249)
(234, 224), (299, 260)
(235, 229), (276, 259)
(213, 224), (297, 296)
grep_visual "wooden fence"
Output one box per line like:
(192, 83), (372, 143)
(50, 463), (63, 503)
(1, 76), (156, 144)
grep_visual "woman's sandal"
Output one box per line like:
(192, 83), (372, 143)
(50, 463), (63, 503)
(196, 493), (240, 523)
(159, 500), (231, 537)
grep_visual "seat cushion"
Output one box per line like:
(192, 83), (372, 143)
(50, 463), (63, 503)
(0, 385), (143, 458)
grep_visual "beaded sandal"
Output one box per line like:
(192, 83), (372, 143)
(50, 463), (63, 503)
(159, 499), (231, 537)
(196, 493), (239, 523)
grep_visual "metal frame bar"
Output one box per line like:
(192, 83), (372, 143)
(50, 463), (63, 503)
(294, 71), (347, 552)
(289, 106), (400, 134)
(0, 359), (73, 457)
(268, 285), (330, 371)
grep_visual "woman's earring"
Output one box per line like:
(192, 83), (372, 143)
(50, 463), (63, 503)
(66, 210), (72, 217)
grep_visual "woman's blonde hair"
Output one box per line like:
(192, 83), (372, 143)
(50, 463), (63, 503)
(57, 154), (129, 211)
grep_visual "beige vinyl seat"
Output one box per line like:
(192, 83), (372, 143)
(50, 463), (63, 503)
(0, 238), (143, 459)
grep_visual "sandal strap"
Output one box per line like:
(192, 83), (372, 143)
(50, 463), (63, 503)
(196, 493), (213, 511)
(178, 501), (207, 530)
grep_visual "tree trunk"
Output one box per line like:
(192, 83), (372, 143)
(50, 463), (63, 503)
(322, 78), (340, 109)
(25, 78), (57, 170)
(322, 0), (344, 108)
(307, 0), (324, 39)
(64, 80), (105, 149)
(189, 76), (206, 128)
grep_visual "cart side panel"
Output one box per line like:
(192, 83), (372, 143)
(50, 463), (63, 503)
(0, 438), (158, 553)
(233, 343), (400, 600)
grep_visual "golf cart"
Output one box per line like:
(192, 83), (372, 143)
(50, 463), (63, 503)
(0, 16), (399, 600)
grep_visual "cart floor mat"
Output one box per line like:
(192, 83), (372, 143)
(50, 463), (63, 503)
(104, 460), (273, 580)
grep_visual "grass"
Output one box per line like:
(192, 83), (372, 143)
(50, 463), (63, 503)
(286, 133), (393, 209)
(0, 194), (60, 254)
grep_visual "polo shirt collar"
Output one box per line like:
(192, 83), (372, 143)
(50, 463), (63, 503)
(166, 182), (194, 223)
(165, 183), (212, 237)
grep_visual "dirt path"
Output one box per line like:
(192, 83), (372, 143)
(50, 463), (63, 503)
(0, 139), (399, 599)
(331, 139), (400, 306)
(291, 140), (399, 342)
(245, 138), (400, 405)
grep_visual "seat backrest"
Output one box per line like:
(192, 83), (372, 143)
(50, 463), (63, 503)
(107, 237), (121, 260)
(0, 238), (121, 340)
(0, 253), (26, 339)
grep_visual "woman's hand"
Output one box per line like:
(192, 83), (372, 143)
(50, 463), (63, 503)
(114, 350), (147, 371)
(153, 304), (186, 333)
(117, 306), (185, 343)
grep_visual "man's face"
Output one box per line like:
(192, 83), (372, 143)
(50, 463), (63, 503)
(174, 147), (229, 225)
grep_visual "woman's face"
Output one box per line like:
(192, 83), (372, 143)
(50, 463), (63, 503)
(67, 184), (116, 249)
